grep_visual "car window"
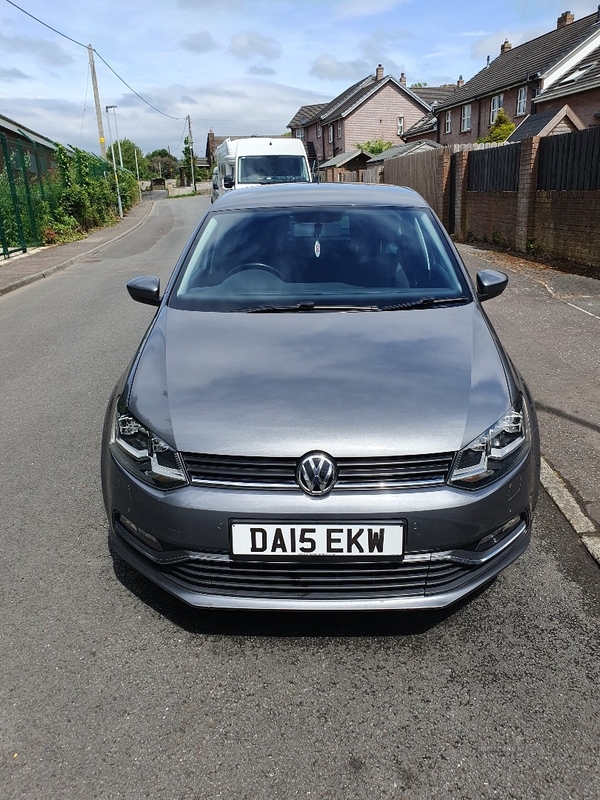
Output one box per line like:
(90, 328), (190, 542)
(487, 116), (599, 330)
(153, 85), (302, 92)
(171, 206), (471, 311)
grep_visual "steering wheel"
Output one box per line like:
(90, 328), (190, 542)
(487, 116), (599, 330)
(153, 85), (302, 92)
(225, 262), (280, 279)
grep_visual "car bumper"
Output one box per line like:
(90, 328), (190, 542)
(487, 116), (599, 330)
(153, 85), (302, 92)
(103, 445), (538, 611)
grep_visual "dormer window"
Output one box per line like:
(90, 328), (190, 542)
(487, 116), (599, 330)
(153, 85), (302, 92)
(560, 61), (597, 84)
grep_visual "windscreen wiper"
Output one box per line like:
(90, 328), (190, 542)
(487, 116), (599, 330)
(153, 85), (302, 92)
(235, 302), (379, 313)
(380, 296), (471, 311)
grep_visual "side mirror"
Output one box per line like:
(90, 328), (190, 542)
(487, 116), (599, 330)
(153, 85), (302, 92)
(223, 175), (234, 189)
(476, 269), (508, 302)
(127, 275), (161, 306)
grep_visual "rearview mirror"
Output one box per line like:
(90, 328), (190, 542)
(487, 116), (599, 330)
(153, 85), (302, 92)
(223, 175), (234, 189)
(476, 270), (508, 302)
(127, 275), (161, 306)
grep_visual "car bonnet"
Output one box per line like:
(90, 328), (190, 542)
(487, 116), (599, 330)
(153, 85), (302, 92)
(128, 304), (512, 458)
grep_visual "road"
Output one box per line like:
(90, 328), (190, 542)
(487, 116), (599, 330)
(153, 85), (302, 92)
(1, 195), (599, 800)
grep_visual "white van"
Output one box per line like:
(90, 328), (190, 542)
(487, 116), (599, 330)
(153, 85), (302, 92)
(214, 137), (312, 199)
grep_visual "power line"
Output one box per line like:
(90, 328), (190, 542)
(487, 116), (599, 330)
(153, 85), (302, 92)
(5, 0), (183, 121)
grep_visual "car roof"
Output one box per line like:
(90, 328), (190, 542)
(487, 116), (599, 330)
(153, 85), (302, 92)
(212, 182), (430, 211)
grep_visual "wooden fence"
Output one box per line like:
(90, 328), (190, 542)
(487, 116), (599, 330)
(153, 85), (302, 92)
(467, 142), (521, 192)
(383, 148), (441, 210)
(538, 126), (600, 190)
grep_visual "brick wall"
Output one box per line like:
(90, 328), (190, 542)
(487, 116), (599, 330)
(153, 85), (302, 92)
(537, 88), (600, 128)
(343, 84), (426, 153)
(533, 190), (600, 265)
(464, 192), (519, 247)
(439, 86), (531, 146)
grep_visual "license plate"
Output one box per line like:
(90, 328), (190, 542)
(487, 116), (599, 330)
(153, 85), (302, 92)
(231, 522), (403, 557)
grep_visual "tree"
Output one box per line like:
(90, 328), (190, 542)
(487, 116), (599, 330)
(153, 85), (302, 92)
(410, 82), (428, 88)
(106, 138), (150, 178)
(477, 108), (516, 143)
(146, 148), (179, 179)
(354, 139), (394, 155)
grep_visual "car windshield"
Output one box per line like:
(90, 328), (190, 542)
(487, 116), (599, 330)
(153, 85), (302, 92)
(171, 205), (472, 312)
(238, 156), (311, 184)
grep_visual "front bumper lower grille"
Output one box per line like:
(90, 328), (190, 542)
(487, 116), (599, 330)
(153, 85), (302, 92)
(181, 452), (455, 491)
(160, 554), (472, 599)
(111, 516), (529, 609)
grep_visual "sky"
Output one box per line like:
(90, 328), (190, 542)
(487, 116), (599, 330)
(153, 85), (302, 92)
(0, 0), (598, 159)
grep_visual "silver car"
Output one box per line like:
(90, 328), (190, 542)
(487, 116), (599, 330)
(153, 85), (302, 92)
(101, 183), (540, 610)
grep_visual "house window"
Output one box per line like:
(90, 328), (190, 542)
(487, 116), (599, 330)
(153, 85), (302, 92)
(445, 110), (452, 134)
(561, 61), (597, 84)
(296, 128), (304, 140)
(461, 104), (471, 132)
(490, 94), (504, 124)
(317, 125), (321, 138)
(397, 116), (404, 136)
(337, 121), (342, 138)
(516, 87), (527, 116)
(328, 125), (333, 143)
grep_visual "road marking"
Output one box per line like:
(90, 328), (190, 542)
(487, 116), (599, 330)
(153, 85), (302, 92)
(540, 458), (596, 534)
(582, 536), (600, 563)
(562, 301), (600, 320)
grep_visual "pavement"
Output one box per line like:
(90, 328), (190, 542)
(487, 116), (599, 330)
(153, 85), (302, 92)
(1, 199), (598, 568)
(0, 199), (154, 296)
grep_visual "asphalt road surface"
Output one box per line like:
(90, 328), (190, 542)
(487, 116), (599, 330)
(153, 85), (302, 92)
(1, 195), (599, 800)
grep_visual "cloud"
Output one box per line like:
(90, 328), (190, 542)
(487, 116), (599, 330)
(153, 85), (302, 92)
(177, 0), (247, 8)
(0, 35), (74, 68)
(470, 27), (545, 61)
(0, 67), (32, 82)
(248, 65), (276, 75)
(229, 31), (281, 60)
(309, 55), (370, 81)
(332, 0), (408, 19)
(180, 30), (219, 54)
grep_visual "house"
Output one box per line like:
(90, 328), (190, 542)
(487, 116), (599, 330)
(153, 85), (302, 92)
(436, 8), (600, 145)
(533, 37), (600, 125)
(287, 66), (455, 165)
(507, 104), (585, 142)
(318, 149), (372, 182)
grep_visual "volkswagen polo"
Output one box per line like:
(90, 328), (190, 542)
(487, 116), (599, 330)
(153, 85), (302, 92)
(101, 183), (540, 610)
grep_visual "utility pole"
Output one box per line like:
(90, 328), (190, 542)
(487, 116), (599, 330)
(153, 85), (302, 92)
(187, 115), (196, 193)
(88, 44), (106, 159)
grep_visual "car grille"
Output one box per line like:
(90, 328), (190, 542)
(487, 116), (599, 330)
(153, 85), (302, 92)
(180, 452), (455, 491)
(159, 554), (472, 599)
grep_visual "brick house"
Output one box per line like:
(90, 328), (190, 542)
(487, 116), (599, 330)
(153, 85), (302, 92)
(436, 8), (600, 145)
(287, 66), (454, 165)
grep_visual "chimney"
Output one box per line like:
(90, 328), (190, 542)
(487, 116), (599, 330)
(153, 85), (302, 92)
(400, 72), (406, 86)
(557, 11), (575, 28)
(501, 39), (512, 54)
(376, 64), (384, 80)
(457, 75), (464, 88)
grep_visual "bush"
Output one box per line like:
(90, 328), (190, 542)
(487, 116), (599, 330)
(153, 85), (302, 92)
(0, 143), (140, 250)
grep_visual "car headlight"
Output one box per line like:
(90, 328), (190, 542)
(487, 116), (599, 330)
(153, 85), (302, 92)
(449, 396), (530, 489)
(110, 398), (188, 490)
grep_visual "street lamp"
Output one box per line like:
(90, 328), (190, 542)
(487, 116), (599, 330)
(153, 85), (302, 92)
(111, 106), (124, 169)
(105, 105), (123, 219)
